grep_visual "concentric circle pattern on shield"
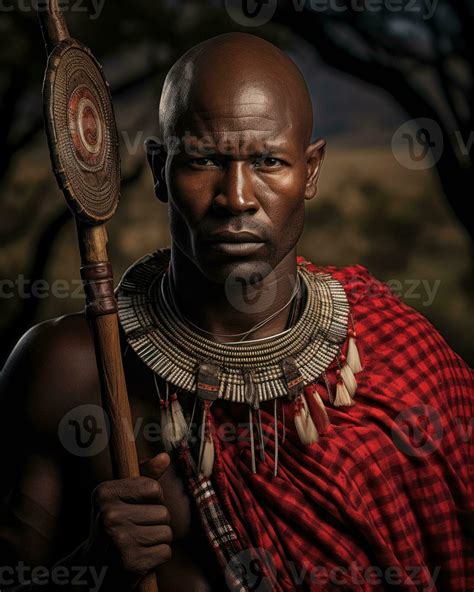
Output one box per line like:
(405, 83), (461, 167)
(43, 39), (120, 222)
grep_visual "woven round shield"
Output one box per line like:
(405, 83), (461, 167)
(43, 39), (120, 222)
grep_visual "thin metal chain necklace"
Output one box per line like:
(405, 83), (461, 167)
(165, 265), (303, 343)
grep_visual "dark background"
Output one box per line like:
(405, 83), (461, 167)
(0, 0), (472, 365)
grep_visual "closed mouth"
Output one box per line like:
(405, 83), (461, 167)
(206, 230), (265, 243)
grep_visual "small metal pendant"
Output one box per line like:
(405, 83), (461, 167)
(281, 356), (305, 400)
(196, 360), (220, 401)
(242, 368), (259, 410)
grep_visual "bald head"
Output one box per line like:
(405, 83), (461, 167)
(158, 32), (313, 147)
(150, 33), (326, 285)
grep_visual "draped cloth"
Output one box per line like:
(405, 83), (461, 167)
(119, 254), (474, 591)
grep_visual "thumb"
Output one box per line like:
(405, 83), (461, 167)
(140, 452), (171, 480)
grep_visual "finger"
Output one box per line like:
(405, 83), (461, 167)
(132, 524), (173, 548)
(122, 543), (172, 581)
(139, 543), (173, 568)
(93, 477), (163, 508)
(140, 452), (171, 480)
(115, 476), (164, 504)
(126, 504), (171, 526)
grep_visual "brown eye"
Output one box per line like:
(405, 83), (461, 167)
(264, 158), (281, 167)
(254, 157), (282, 168)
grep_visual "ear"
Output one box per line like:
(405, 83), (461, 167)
(145, 137), (168, 203)
(304, 138), (326, 201)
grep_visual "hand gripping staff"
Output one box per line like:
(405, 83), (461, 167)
(37, 2), (160, 590)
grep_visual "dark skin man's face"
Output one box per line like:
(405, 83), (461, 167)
(153, 116), (324, 285)
(148, 40), (325, 286)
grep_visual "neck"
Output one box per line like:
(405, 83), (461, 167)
(169, 245), (301, 343)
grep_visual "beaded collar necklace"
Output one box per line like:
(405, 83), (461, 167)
(116, 248), (363, 476)
(116, 247), (349, 403)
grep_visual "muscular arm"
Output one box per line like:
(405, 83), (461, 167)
(0, 313), (175, 592)
(0, 313), (106, 587)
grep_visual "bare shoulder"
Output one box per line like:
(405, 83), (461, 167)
(0, 312), (102, 438)
(11, 311), (94, 362)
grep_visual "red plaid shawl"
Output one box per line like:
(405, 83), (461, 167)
(176, 257), (473, 591)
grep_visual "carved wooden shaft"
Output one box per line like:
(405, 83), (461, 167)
(38, 2), (160, 586)
(81, 261), (117, 317)
(77, 222), (159, 592)
(37, 0), (70, 53)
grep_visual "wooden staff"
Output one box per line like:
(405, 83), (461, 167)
(37, 2), (159, 591)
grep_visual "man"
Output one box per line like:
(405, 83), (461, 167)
(0, 32), (472, 591)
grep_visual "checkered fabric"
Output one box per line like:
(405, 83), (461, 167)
(176, 434), (252, 592)
(176, 256), (473, 591)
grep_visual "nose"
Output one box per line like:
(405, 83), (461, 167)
(212, 161), (259, 215)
